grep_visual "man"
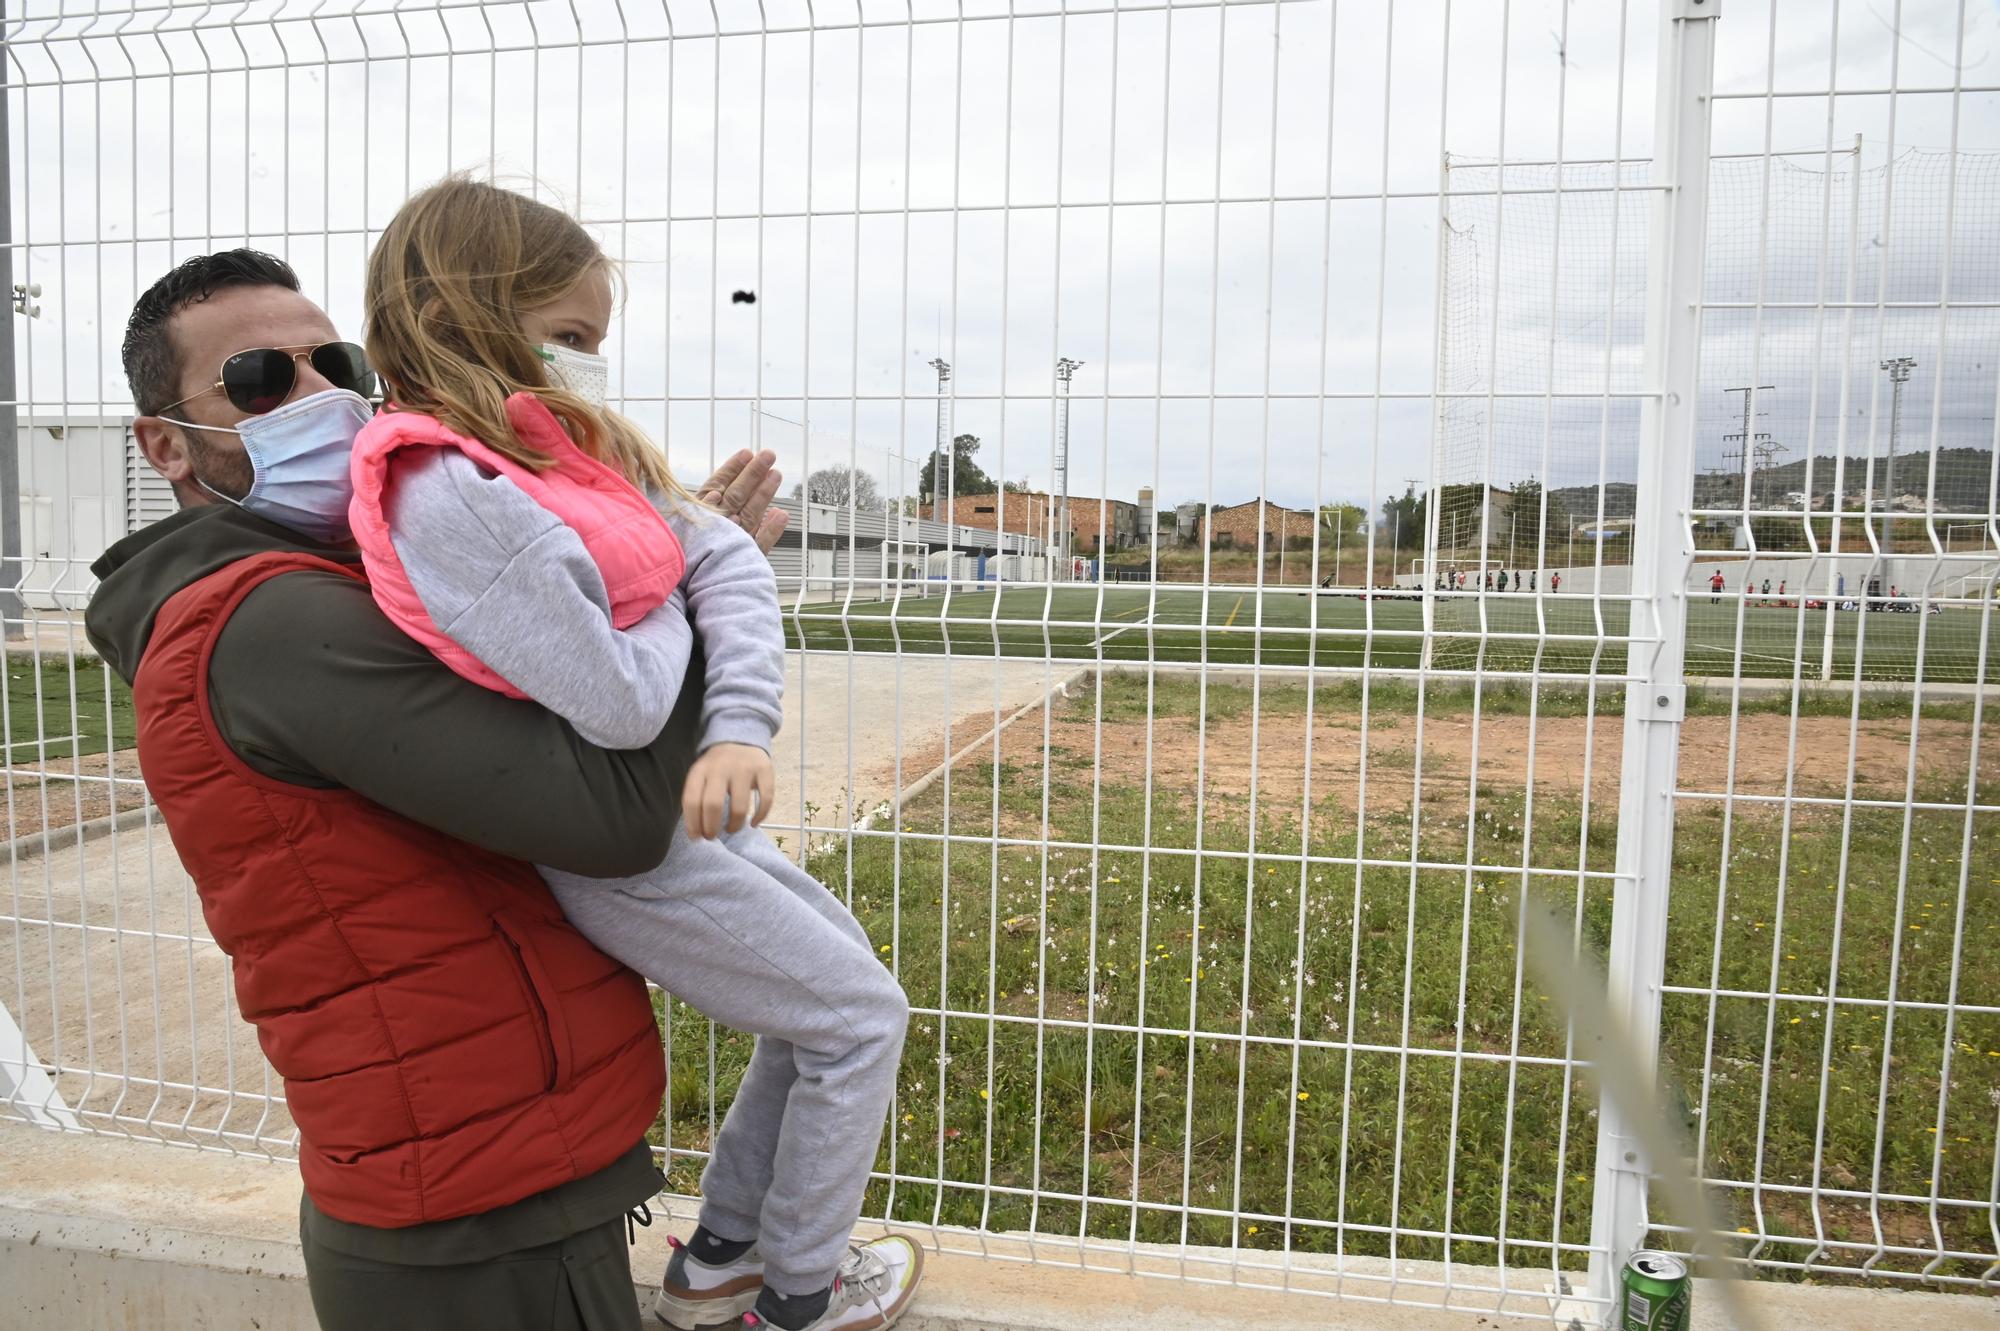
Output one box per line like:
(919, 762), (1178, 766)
(86, 250), (788, 1331)
(1710, 568), (1725, 603)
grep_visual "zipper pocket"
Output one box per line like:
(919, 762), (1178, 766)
(495, 924), (558, 1093)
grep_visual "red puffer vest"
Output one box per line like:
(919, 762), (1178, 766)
(132, 550), (665, 1228)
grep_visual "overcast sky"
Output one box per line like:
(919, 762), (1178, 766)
(7, 0), (1997, 519)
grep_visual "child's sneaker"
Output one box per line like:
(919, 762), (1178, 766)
(653, 1233), (767, 1328)
(741, 1235), (924, 1331)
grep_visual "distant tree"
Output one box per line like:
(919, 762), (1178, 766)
(1380, 486), (1427, 554)
(1432, 483), (1491, 554)
(919, 433), (997, 501)
(794, 464), (883, 511)
(1505, 480), (1570, 563)
(1318, 502), (1369, 539)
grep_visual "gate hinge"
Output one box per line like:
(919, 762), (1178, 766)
(1672, 0), (1721, 18)
(1637, 684), (1685, 723)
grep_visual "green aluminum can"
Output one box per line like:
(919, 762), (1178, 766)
(1619, 1251), (1690, 1331)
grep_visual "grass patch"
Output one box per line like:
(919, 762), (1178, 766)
(3, 654), (135, 761)
(1091, 671), (1981, 725)
(784, 589), (2000, 685)
(654, 681), (1996, 1284)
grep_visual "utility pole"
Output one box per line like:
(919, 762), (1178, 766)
(1879, 356), (1915, 553)
(1055, 357), (1082, 565)
(1720, 383), (1778, 509)
(0, 1), (22, 641)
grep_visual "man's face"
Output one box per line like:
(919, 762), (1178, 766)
(133, 283), (342, 505)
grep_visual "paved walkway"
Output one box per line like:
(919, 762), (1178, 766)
(769, 653), (1069, 828)
(3, 1119), (1982, 1331)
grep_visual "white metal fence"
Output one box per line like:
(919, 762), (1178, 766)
(2, 0), (1996, 1322)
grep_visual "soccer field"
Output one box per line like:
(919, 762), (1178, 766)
(783, 585), (2000, 684)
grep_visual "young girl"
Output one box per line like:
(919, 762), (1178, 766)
(351, 177), (918, 1331)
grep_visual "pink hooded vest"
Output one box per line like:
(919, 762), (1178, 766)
(349, 393), (685, 698)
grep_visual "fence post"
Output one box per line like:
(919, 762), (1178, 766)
(0, 999), (81, 1131)
(1585, 0), (1719, 1312)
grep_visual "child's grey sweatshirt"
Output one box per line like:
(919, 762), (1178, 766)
(382, 448), (783, 752)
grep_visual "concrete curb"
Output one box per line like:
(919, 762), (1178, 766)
(2, 1122), (1984, 1331)
(2, 804), (153, 866)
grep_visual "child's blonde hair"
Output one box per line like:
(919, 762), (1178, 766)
(364, 175), (690, 502)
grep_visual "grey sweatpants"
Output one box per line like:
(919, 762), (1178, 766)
(541, 824), (909, 1296)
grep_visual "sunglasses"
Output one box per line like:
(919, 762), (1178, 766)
(159, 342), (377, 417)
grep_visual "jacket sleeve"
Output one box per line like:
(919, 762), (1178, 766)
(670, 509), (786, 754)
(384, 448), (693, 750)
(206, 568), (699, 877)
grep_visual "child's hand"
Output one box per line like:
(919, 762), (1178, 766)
(684, 743), (775, 839)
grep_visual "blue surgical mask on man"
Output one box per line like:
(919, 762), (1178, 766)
(162, 388), (374, 543)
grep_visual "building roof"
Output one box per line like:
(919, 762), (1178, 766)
(1205, 497), (1316, 518)
(926, 490), (1137, 510)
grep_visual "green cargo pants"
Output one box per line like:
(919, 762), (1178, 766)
(301, 1210), (641, 1331)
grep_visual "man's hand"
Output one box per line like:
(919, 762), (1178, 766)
(697, 450), (789, 555)
(683, 743), (776, 839)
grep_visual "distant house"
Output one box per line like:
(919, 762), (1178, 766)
(1194, 498), (1317, 549)
(1432, 484), (1513, 552)
(921, 489), (1143, 555)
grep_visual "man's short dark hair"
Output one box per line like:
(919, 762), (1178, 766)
(122, 249), (302, 416)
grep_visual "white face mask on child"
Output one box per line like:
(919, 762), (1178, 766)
(538, 343), (610, 410)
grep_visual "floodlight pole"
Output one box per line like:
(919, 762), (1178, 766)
(1055, 357), (1082, 563)
(1878, 356), (1915, 554)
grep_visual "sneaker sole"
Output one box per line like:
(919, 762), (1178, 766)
(652, 1282), (764, 1330)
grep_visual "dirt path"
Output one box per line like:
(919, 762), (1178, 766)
(3, 749), (146, 843)
(923, 699), (1998, 814)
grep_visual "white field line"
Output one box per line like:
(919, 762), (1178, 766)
(1089, 603), (1154, 651)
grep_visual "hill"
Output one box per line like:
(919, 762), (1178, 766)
(1692, 446), (1994, 511)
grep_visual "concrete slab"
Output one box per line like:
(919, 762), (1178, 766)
(768, 653), (1074, 830)
(2, 1122), (1988, 1331)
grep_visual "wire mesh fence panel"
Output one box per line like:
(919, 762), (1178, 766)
(1654, 0), (2000, 1292)
(0, 0), (1994, 1321)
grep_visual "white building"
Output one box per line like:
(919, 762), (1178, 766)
(11, 414), (168, 611)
